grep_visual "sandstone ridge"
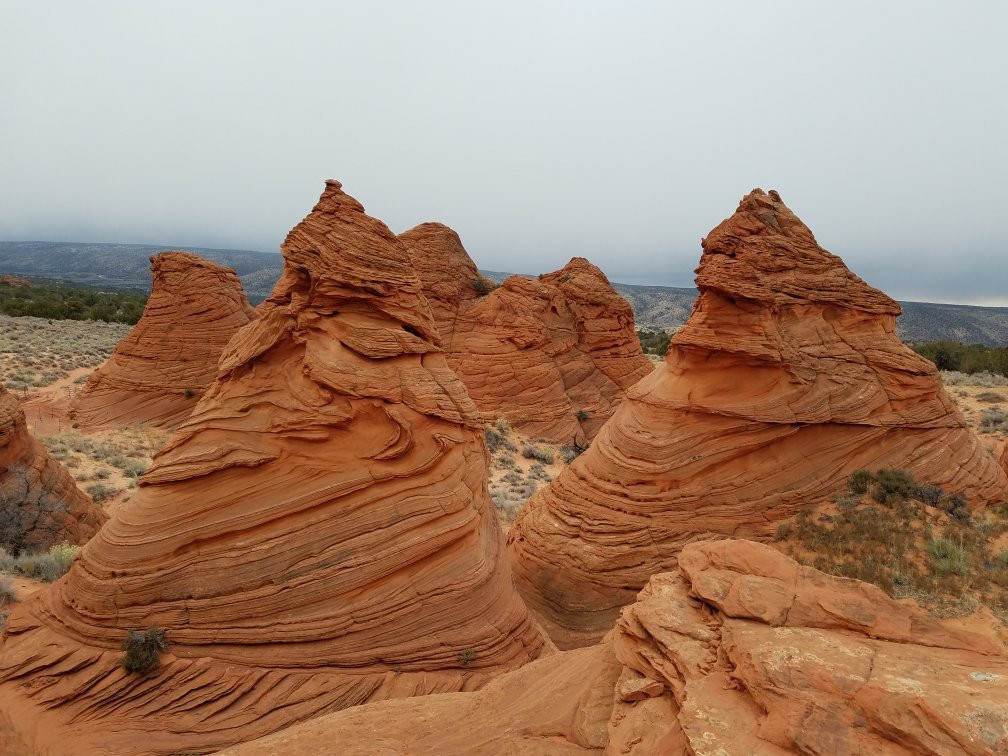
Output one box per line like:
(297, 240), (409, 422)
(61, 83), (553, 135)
(227, 539), (1008, 755)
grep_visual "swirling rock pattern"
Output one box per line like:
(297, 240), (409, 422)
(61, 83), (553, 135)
(0, 181), (545, 755)
(69, 252), (257, 429)
(226, 539), (1008, 755)
(400, 225), (652, 442)
(508, 189), (1008, 647)
(0, 388), (105, 553)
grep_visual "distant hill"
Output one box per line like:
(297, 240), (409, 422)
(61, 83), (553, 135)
(1, 243), (1005, 345)
(0, 241), (282, 303)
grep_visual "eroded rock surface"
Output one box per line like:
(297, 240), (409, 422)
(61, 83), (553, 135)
(400, 226), (652, 442)
(508, 189), (1008, 647)
(0, 387), (104, 553)
(227, 540), (1008, 755)
(69, 252), (257, 429)
(0, 181), (545, 755)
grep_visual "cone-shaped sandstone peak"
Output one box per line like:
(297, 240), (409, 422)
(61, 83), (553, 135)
(0, 387), (105, 553)
(508, 189), (1008, 648)
(69, 251), (257, 429)
(401, 224), (653, 441)
(0, 181), (545, 754)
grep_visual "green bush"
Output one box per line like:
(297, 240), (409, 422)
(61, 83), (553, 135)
(457, 648), (475, 666)
(637, 329), (671, 356)
(0, 280), (146, 324)
(911, 341), (1008, 376)
(122, 627), (167, 675)
(575, 409), (590, 422)
(471, 278), (495, 296)
(847, 469), (874, 495)
(872, 469), (916, 504)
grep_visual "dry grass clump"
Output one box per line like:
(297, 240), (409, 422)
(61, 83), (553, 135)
(775, 468), (1008, 620)
(522, 441), (556, 465)
(0, 314), (128, 390)
(980, 407), (1008, 433)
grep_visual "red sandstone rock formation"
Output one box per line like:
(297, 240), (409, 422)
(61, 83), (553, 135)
(0, 388), (105, 553)
(69, 252), (257, 429)
(0, 181), (545, 754)
(400, 226), (653, 441)
(226, 539), (1008, 755)
(398, 222), (491, 345)
(508, 189), (1008, 648)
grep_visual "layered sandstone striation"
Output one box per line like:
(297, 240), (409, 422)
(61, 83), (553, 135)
(509, 189), (1008, 647)
(400, 226), (652, 442)
(228, 540), (1008, 755)
(0, 181), (545, 754)
(0, 387), (105, 553)
(69, 252), (257, 429)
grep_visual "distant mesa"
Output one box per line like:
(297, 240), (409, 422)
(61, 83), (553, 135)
(401, 225), (653, 442)
(68, 251), (257, 429)
(508, 188), (1008, 648)
(0, 387), (105, 553)
(0, 181), (545, 753)
(226, 539), (1008, 755)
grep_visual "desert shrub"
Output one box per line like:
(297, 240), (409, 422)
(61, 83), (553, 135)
(119, 459), (146, 478)
(494, 417), (511, 435)
(183, 387), (195, 399)
(122, 627), (167, 675)
(14, 543), (78, 582)
(528, 463), (552, 482)
(0, 574), (15, 605)
(872, 469), (916, 503)
(484, 425), (517, 454)
(471, 278), (495, 296)
(0, 547), (14, 572)
(775, 523), (792, 541)
(926, 538), (971, 576)
(914, 484), (943, 507)
(977, 391), (1005, 404)
(522, 442), (556, 465)
(942, 491), (971, 522)
(457, 648), (476, 666)
(85, 482), (116, 503)
(980, 408), (1008, 432)
(48, 542), (79, 575)
(575, 409), (590, 422)
(847, 470), (874, 495)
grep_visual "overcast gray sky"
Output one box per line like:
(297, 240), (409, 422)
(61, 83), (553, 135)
(2, 1), (1006, 304)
